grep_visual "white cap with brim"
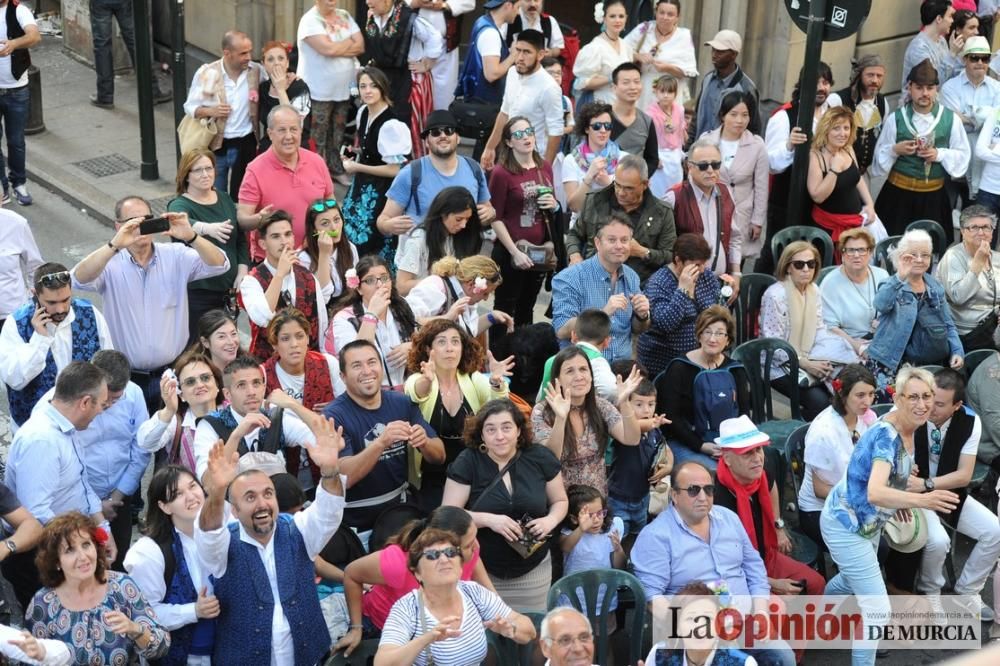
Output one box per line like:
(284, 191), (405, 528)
(962, 35), (992, 57)
(705, 29), (743, 53)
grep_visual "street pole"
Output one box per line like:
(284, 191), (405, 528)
(133, 0), (159, 180)
(172, 0), (186, 163)
(785, 0), (827, 227)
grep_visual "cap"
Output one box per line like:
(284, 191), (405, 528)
(962, 35), (991, 57)
(237, 451), (287, 477)
(705, 29), (743, 53)
(483, 0), (508, 8)
(424, 109), (458, 132)
(714, 415), (770, 453)
(907, 59), (940, 86)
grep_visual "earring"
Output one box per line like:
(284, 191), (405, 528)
(479, 443), (487, 453)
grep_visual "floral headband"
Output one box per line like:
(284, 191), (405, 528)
(594, 2), (605, 24)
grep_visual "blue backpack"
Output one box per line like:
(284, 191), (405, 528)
(672, 358), (743, 442)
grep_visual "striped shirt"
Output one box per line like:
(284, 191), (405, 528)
(379, 581), (512, 666)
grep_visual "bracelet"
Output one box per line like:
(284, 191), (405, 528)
(349, 624), (363, 630)
(320, 467), (341, 479)
(487, 313), (497, 325)
(107, 240), (120, 253)
(182, 233), (198, 247)
(361, 314), (378, 325)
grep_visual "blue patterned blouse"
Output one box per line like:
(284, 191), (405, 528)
(27, 570), (169, 664)
(825, 420), (913, 538)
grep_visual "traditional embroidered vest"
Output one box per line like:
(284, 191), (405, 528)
(455, 13), (508, 103)
(199, 406), (287, 458)
(670, 180), (736, 262)
(7, 299), (101, 426)
(150, 531), (216, 665)
(262, 352), (333, 412)
(211, 515), (329, 665)
(5, 0), (29, 82)
(915, 406), (975, 528)
(243, 263), (320, 360)
(892, 103), (954, 182)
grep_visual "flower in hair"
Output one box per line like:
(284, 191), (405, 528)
(474, 276), (488, 294)
(345, 268), (360, 289)
(594, 2), (605, 25)
(886, 384), (896, 398)
(93, 526), (109, 546)
(831, 378), (843, 393)
(706, 579), (731, 607)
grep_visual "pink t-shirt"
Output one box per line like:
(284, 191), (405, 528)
(646, 100), (685, 152)
(239, 147), (334, 261)
(362, 543), (480, 628)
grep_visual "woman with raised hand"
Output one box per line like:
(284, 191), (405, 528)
(299, 198), (359, 303)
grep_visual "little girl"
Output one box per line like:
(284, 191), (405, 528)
(558, 485), (626, 620)
(646, 74), (686, 197)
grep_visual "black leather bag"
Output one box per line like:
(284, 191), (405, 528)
(448, 98), (500, 140)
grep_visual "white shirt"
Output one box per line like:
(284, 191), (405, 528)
(372, 11), (443, 61)
(183, 61), (267, 138)
(499, 66), (566, 154)
(192, 406), (316, 481)
(975, 109), (1000, 194)
(194, 482), (346, 666)
(927, 412), (981, 478)
(764, 93), (842, 173)
(870, 104), (971, 179)
(0, 4), (35, 88)
(476, 24), (503, 58)
(517, 10), (565, 49)
(136, 408), (197, 454)
(406, 275), (480, 335)
(123, 530), (213, 631)
(297, 243), (359, 301)
(0, 305), (114, 391)
(0, 624), (71, 665)
(408, 0), (475, 39)
(800, 405), (870, 512)
(0, 208), (41, 317)
(331, 308), (407, 388)
(940, 71), (1000, 135)
(239, 260), (332, 344)
(296, 7), (361, 102)
(274, 352), (346, 401)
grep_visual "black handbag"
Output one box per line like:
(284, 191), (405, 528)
(449, 98), (500, 140)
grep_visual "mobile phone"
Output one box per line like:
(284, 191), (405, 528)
(139, 216), (170, 235)
(528, 248), (547, 264)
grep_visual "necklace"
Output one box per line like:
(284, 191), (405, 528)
(603, 32), (620, 46)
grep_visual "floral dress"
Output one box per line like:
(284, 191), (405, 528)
(531, 397), (622, 495)
(27, 571), (169, 664)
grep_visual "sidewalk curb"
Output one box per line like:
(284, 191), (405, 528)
(27, 159), (116, 228)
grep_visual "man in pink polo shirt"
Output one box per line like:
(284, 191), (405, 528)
(237, 104), (334, 262)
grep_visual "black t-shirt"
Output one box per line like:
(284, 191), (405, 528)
(0, 483), (19, 517)
(447, 445), (561, 578)
(713, 448), (781, 562)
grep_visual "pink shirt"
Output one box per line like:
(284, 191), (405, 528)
(361, 543), (480, 628)
(239, 147), (334, 261)
(646, 100), (685, 151)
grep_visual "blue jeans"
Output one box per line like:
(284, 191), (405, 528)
(821, 508), (890, 666)
(0, 85), (29, 189)
(90, 0), (137, 103)
(607, 494), (649, 535)
(667, 439), (718, 472)
(213, 134), (257, 196)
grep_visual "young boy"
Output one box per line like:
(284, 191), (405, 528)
(542, 56), (575, 151)
(537, 309), (616, 402)
(606, 378), (671, 547)
(646, 74), (686, 197)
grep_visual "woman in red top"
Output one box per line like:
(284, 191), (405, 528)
(489, 115), (560, 328)
(336, 506), (494, 655)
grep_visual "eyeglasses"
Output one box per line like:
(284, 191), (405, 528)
(930, 427), (942, 456)
(190, 166), (215, 175)
(968, 54), (991, 63)
(701, 329), (728, 339)
(589, 121), (613, 131)
(310, 198), (338, 213)
(37, 271), (71, 289)
(791, 259), (817, 270)
(675, 484), (715, 498)
(181, 373), (215, 389)
(510, 126), (535, 140)
(421, 547), (461, 561)
(902, 392), (934, 405)
(361, 275), (392, 286)
(583, 509), (608, 519)
(690, 160), (722, 172)
(963, 224), (995, 233)
(843, 247), (870, 256)
(425, 126), (457, 138)
(548, 632), (595, 649)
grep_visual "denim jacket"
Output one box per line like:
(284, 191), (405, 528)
(867, 274), (964, 371)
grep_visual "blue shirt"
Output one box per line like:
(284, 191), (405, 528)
(37, 383), (150, 498)
(4, 402), (102, 523)
(552, 256), (641, 362)
(631, 503), (770, 604)
(825, 420), (912, 538)
(385, 157), (491, 228)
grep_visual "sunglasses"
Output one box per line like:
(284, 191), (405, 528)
(589, 121), (613, 131)
(310, 198), (338, 213)
(421, 547), (461, 561)
(791, 259), (817, 270)
(968, 54), (991, 63)
(690, 160), (722, 171)
(37, 271), (71, 289)
(510, 126), (535, 140)
(424, 126), (457, 138)
(675, 484), (715, 498)
(181, 373), (215, 389)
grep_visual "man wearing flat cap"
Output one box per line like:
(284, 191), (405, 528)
(872, 59), (970, 240)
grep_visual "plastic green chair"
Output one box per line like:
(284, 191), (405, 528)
(734, 273), (777, 347)
(964, 349), (997, 380)
(906, 219), (949, 261)
(782, 424), (822, 567)
(731, 338), (803, 422)
(328, 638), (379, 666)
(870, 403), (894, 417)
(486, 611), (544, 666)
(546, 568), (646, 666)
(818, 265), (838, 285)
(770, 225), (834, 267)
(874, 235), (902, 271)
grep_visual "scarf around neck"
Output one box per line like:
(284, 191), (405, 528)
(716, 456), (777, 565)
(572, 139), (621, 175)
(783, 277), (819, 360)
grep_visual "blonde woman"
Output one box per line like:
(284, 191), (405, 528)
(404, 256), (514, 336)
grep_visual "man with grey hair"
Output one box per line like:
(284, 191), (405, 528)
(835, 54), (889, 176)
(539, 607), (597, 666)
(567, 153), (676, 284)
(237, 104), (335, 263)
(665, 139), (742, 282)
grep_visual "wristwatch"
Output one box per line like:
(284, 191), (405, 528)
(924, 478), (936, 492)
(774, 518), (786, 530)
(4, 539), (16, 555)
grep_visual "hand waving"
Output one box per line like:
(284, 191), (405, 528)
(544, 379), (571, 420)
(306, 415), (345, 471)
(487, 351), (515, 384)
(616, 365), (643, 404)
(205, 439), (239, 495)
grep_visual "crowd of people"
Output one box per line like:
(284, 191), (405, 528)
(8, 0), (1000, 664)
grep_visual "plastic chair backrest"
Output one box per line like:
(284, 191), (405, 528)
(731, 338), (803, 421)
(870, 403), (893, 417)
(874, 235), (902, 271)
(734, 273), (777, 347)
(368, 503), (426, 553)
(771, 225), (834, 267)
(546, 568), (646, 666)
(906, 219), (949, 262)
(486, 611), (544, 665)
(818, 265), (838, 285)
(782, 423), (811, 500)
(964, 349), (997, 380)
(328, 638), (380, 666)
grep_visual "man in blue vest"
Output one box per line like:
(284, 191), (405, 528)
(0, 262), (113, 429)
(196, 411), (345, 665)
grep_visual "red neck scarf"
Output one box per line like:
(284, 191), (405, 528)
(717, 456), (778, 565)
